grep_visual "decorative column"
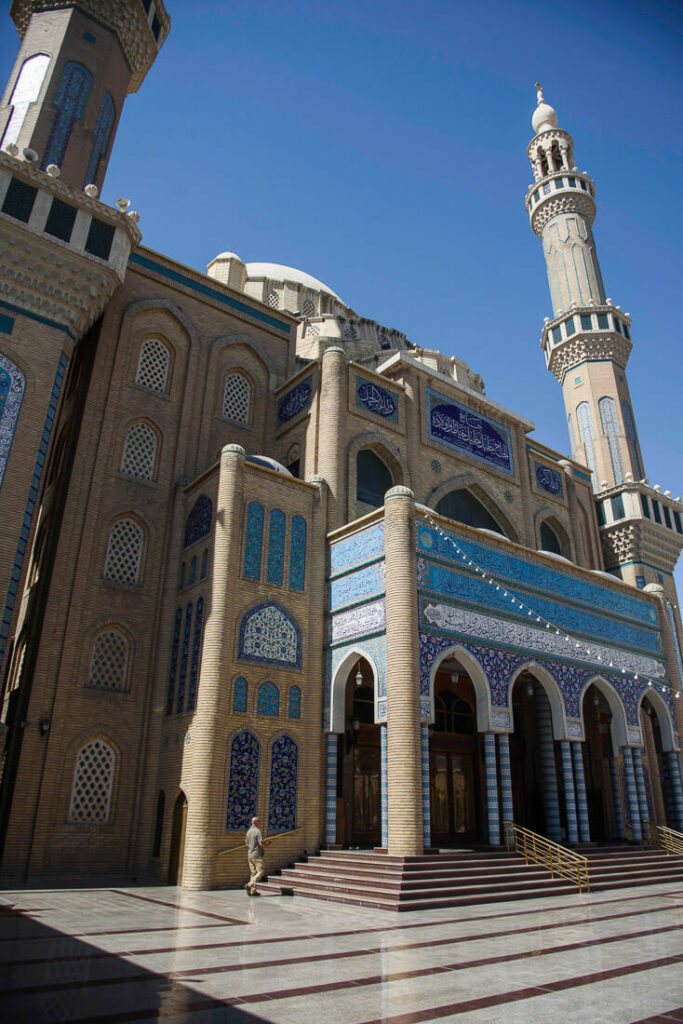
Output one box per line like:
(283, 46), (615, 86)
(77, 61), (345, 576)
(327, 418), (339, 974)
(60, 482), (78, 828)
(182, 444), (246, 889)
(666, 751), (683, 831)
(622, 746), (642, 842)
(572, 742), (591, 843)
(380, 724), (388, 848)
(484, 732), (501, 846)
(497, 733), (514, 839)
(535, 687), (561, 841)
(632, 748), (650, 829)
(317, 347), (348, 531)
(609, 756), (626, 839)
(560, 740), (579, 844)
(325, 734), (338, 847)
(384, 487), (423, 855)
(421, 723), (431, 850)
(661, 757), (676, 827)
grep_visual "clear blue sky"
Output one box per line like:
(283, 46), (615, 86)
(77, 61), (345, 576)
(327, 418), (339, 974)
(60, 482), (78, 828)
(1, 0), (682, 587)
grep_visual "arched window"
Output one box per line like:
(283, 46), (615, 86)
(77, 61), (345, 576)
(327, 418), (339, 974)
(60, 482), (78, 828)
(104, 518), (143, 585)
(87, 629), (130, 691)
(175, 602), (193, 714)
(288, 516), (306, 591)
(41, 61), (93, 170)
(268, 735), (298, 831)
(343, 322), (358, 340)
(243, 502), (264, 579)
(68, 738), (116, 823)
(184, 495), (212, 548)
(435, 489), (505, 536)
(540, 521), (563, 556)
(356, 449), (393, 507)
(222, 372), (251, 424)
(266, 509), (286, 585)
(186, 596), (204, 713)
(1, 53), (50, 151)
(302, 297), (315, 318)
(265, 290), (279, 308)
(200, 549), (209, 579)
(120, 421), (158, 481)
(622, 399), (644, 480)
(0, 352), (26, 493)
(233, 676), (248, 713)
(286, 443), (301, 478)
(165, 608), (182, 716)
(226, 730), (259, 830)
(83, 90), (115, 186)
(136, 338), (171, 393)
(288, 685), (301, 719)
(188, 557), (197, 586)
(598, 397), (624, 485)
(178, 563), (185, 590)
(257, 682), (279, 716)
(576, 402), (597, 489)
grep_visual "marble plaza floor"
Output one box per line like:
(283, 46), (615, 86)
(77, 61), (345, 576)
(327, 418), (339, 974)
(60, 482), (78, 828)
(1, 882), (683, 1023)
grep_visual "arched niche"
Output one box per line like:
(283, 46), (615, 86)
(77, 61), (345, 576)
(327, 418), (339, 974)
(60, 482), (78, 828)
(428, 475), (518, 544)
(638, 686), (678, 753)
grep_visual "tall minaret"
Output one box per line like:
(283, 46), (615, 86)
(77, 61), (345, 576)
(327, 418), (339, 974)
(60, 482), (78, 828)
(0, 0), (169, 191)
(526, 85), (683, 596)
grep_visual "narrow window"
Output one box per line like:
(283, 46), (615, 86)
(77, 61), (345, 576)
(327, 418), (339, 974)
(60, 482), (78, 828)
(104, 519), (143, 585)
(136, 338), (170, 393)
(68, 739), (116, 823)
(223, 373), (251, 424)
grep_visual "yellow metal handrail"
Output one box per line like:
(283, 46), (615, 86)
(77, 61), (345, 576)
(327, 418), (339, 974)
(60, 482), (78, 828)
(643, 820), (683, 857)
(504, 821), (590, 893)
(217, 827), (303, 858)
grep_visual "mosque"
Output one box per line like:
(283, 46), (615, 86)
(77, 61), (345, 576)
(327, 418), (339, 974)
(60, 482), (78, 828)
(0, 1), (681, 891)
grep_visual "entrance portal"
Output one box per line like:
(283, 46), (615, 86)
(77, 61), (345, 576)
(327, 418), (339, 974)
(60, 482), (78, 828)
(339, 659), (381, 847)
(429, 666), (478, 844)
(582, 685), (617, 840)
(168, 791), (187, 884)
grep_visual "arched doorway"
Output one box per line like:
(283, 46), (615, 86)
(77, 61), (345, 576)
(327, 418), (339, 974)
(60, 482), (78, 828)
(509, 671), (566, 840)
(168, 791), (187, 884)
(339, 658), (381, 847)
(641, 697), (668, 825)
(581, 685), (618, 840)
(429, 661), (480, 844)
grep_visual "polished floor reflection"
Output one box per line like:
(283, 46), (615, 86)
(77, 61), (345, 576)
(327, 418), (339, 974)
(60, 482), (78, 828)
(1, 881), (683, 1022)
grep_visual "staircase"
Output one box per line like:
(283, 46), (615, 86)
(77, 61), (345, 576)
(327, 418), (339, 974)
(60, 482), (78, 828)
(258, 844), (683, 912)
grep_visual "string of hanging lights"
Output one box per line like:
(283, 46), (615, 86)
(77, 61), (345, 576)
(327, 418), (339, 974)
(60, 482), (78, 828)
(418, 509), (681, 700)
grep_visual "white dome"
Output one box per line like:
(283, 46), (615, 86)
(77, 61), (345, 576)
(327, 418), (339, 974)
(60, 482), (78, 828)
(532, 102), (558, 134)
(211, 251), (244, 263)
(245, 262), (342, 302)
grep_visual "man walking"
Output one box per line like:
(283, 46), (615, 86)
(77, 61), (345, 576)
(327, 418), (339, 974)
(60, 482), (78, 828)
(245, 816), (268, 896)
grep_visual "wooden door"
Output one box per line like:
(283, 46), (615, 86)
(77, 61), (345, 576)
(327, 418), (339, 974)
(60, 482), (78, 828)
(168, 792), (187, 884)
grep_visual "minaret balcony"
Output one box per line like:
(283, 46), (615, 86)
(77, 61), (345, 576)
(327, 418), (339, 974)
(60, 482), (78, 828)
(541, 305), (633, 381)
(526, 171), (596, 234)
(596, 481), (683, 576)
(0, 150), (141, 339)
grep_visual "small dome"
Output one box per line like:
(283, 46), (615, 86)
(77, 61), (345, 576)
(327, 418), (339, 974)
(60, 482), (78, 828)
(245, 262), (343, 302)
(212, 251), (244, 263)
(245, 454), (292, 476)
(532, 83), (558, 134)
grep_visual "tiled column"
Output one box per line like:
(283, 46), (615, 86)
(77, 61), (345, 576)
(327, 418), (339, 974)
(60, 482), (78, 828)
(560, 740), (579, 844)
(610, 756), (626, 839)
(381, 724), (388, 848)
(666, 751), (683, 831)
(661, 758), (677, 827)
(535, 687), (561, 841)
(420, 723), (431, 850)
(632, 748), (650, 829)
(325, 733), (338, 847)
(497, 733), (514, 840)
(622, 746), (642, 842)
(384, 487), (423, 855)
(572, 742), (591, 843)
(484, 732), (501, 846)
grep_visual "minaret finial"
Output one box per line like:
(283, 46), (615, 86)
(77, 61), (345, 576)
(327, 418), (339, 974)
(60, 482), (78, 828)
(534, 82), (544, 105)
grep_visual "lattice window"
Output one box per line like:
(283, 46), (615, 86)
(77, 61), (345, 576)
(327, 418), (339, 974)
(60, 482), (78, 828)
(265, 290), (279, 308)
(302, 297), (315, 318)
(104, 518), (143, 585)
(343, 322), (358, 340)
(41, 62), (92, 170)
(305, 324), (320, 337)
(135, 338), (170, 393)
(222, 373), (251, 424)
(83, 90), (115, 186)
(120, 421), (158, 481)
(68, 739), (116, 823)
(87, 630), (129, 691)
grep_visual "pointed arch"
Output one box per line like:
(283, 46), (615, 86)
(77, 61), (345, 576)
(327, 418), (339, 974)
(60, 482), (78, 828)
(329, 646), (380, 733)
(579, 675), (629, 749)
(509, 662), (568, 740)
(429, 474), (518, 543)
(426, 644), (491, 732)
(637, 687), (677, 752)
